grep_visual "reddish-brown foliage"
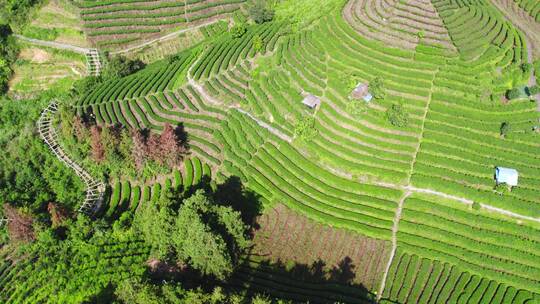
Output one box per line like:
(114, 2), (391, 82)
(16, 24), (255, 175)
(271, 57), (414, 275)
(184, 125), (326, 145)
(90, 125), (105, 163)
(147, 133), (163, 162)
(159, 123), (185, 166)
(47, 202), (70, 227)
(72, 116), (87, 141)
(3, 204), (35, 243)
(132, 129), (147, 170)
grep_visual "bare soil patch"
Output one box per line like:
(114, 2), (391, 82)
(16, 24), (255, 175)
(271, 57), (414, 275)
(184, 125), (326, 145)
(20, 48), (51, 63)
(251, 204), (392, 290)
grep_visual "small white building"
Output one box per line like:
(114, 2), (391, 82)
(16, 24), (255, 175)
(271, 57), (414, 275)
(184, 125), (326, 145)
(301, 94), (321, 109)
(351, 83), (373, 102)
(495, 167), (518, 186)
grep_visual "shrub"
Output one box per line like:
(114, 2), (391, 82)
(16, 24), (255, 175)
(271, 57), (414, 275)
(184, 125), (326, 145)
(386, 104), (409, 127)
(370, 76), (386, 99)
(471, 201), (481, 210)
(494, 183), (510, 195)
(230, 23), (247, 38)
(346, 99), (368, 117)
(294, 116), (317, 141)
(520, 63), (532, 73)
(102, 55), (145, 79)
(528, 85), (539, 95)
(252, 34), (263, 52)
(248, 0), (274, 24)
(500, 122), (511, 137)
(506, 88), (522, 99)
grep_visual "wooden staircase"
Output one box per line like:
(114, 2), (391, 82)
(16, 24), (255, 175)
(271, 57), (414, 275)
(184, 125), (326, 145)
(37, 101), (105, 215)
(85, 48), (102, 77)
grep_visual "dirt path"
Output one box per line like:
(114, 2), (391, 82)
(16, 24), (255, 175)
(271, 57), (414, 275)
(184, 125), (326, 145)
(14, 34), (91, 54)
(187, 53), (293, 143)
(110, 20), (219, 55)
(377, 190), (410, 301)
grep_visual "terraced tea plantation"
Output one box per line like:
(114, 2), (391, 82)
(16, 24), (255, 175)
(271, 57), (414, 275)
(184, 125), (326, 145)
(78, 0), (247, 49)
(74, 0), (540, 301)
(3, 0), (540, 302)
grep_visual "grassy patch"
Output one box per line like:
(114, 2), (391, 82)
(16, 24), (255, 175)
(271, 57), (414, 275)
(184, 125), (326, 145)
(26, 0), (88, 46)
(9, 44), (85, 96)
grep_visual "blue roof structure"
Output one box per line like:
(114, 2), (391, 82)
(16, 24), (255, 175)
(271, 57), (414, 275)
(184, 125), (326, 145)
(363, 93), (373, 103)
(495, 167), (518, 186)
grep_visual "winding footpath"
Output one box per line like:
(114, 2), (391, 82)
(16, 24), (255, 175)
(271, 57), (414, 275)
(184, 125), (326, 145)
(14, 34), (92, 54)
(376, 190), (409, 300)
(187, 54), (293, 143)
(38, 102), (105, 215)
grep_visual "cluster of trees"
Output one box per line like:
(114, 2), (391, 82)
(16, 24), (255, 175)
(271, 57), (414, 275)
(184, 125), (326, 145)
(1, 201), (70, 244)
(116, 279), (289, 304)
(0, 24), (18, 94)
(88, 123), (185, 170)
(135, 189), (249, 280)
(0, 0), (44, 29)
(229, 0), (274, 40)
(61, 102), (186, 179)
(0, 170), (280, 303)
(0, 96), (84, 218)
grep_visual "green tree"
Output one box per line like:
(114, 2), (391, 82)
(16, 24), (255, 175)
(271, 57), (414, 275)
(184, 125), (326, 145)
(134, 192), (175, 259)
(521, 63), (533, 74)
(494, 183), (510, 195)
(386, 104), (409, 127)
(248, 0), (275, 24)
(173, 190), (248, 280)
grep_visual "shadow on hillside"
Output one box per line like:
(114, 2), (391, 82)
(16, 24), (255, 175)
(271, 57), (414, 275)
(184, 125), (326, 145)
(173, 123), (188, 146)
(231, 256), (377, 304)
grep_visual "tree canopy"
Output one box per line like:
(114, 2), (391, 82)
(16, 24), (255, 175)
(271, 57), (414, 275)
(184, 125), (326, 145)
(135, 189), (250, 280)
(248, 0), (275, 24)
